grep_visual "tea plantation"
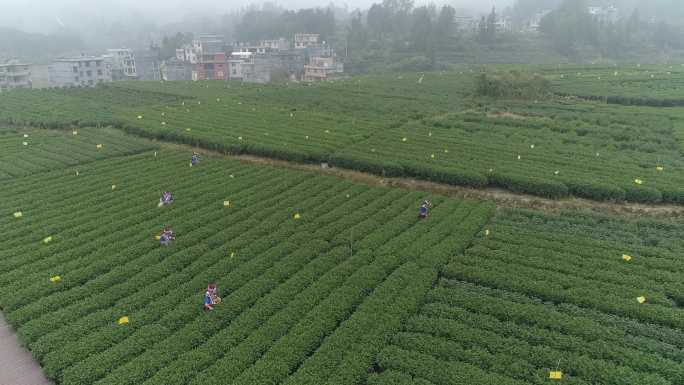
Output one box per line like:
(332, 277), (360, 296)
(2, 66), (684, 385)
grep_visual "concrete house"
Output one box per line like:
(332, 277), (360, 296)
(0, 61), (32, 92)
(48, 56), (112, 88)
(106, 48), (137, 80)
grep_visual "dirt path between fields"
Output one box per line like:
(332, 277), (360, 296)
(0, 313), (52, 385)
(161, 142), (684, 218)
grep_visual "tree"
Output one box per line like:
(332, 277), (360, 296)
(410, 5), (434, 53)
(435, 5), (456, 46)
(347, 11), (367, 54)
(486, 7), (497, 42)
(478, 16), (487, 42)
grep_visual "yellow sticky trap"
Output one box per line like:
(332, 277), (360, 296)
(185, 128), (191, 132)
(43, 236), (53, 244)
(402, 137), (407, 142)
(238, 136), (243, 140)
(549, 371), (562, 380)
(118, 316), (129, 325)
(530, 144), (535, 149)
(72, 130), (78, 135)
(488, 168), (494, 173)
(197, 101), (201, 105)
(346, 194), (350, 198)
(290, 113), (294, 118)
(96, 144), (103, 149)
(13, 211), (22, 218)
(22, 141), (28, 146)
(294, 213), (301, 220)
(230, 252), (235, 258)
(161, 122), (167, 125)
(656, 166), (664, 171)
(189, 163), (193, 167)
(50, 275), (61, 283)
(428, 132), (432, 137)
(111, 185), (117, 190)
(371, 149), (376, 153)
(554, 170), (560, 175)
(229, 174), (234, 178)
(517, 155), (521, 160)
(154, 151), (157, 157)
(161, 112), (165, 116)
(137, 115), (143, 119)
(637, 296), (646, 304)
(158, 201), (164, 208)
(325, 130), (330, 134)
(485, 229), (490, 236)
(223, 201), (230, 207)
(430, 154), (435, 159)
(444, 149), (449, 153)
(216, 98), (221, 102)
(155, 235), (161, 240)
(75, 170), (79, 176)
(23, 134), (29, 138)
(622, 254), (632, 261)
(305, 135), (309, 140)
(634, 179), (643, 185)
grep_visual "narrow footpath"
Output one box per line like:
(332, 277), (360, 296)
(0, 313), (51, 385)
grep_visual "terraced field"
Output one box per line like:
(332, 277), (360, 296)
(373, 209), (684, 385)
(0, 129), (493, 385)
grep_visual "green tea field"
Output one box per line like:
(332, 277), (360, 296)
(2, 66), (684, 385)
(2, 68), (684, 203)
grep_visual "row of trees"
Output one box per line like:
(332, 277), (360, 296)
(539, 0), (684, 57)
(234, 5), (336, 43)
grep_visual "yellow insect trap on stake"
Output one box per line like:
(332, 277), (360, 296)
(96, 144), (103, 149)
(223, 201), (230, 207)
(485, 229), (490, 236)
(43, 236), (53, 244)
(72, 130), (78, 135)
(656, 166), (664, 171)
(294, 213), (301, 220)
(111, 185), (117, 190)
(22, 141), (28, 146)
(634, 179), (643, 185)
(637, 296), (646, 304)
(50, 276), (61, 283)
(137, 115), (143, 119)
(13, 211), (22, 218)
(622, 254), (632, 261)
(549, 371), (563, 380)
(118, 316), (129, 325)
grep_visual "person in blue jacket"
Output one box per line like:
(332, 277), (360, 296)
(204, 283), (221, 311)
(419, 200), (431, 219)
(159, 227), (175, 246)
(191, 153), (201, 166)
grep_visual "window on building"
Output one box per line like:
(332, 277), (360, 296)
(98, 69), (103, 76)
(80, 71), (84, 77)
(86, 70), (92, 77)
(73, 67), (78, 73)
(75, 76), (79, 82)
(85, 61), (90, 67)
(97, 61), (101, 67)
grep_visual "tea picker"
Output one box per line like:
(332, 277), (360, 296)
(419, 200), (432, 219)
(159, 227), (176, 246)
(204, 283), (222, 311)
(191, 153), (201, 166)
(159, 191), (174, 206)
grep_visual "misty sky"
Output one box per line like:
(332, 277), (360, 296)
(0, 0), (514, 34)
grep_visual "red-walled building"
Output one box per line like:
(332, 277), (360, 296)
(192, 52), (227, 81)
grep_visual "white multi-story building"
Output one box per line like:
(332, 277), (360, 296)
(48, 56), (112, 87)
(303, 56), (343, 82)
(0, 62), (31, 92)
(588, 5), (619, 24)
(106, 48), (137, 80)
(294, 33), (321, 49)
(259, 38), (290, 51)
